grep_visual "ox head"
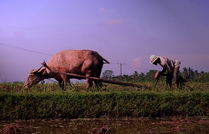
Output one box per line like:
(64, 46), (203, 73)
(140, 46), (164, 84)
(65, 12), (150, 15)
(24, 66), (48, 88)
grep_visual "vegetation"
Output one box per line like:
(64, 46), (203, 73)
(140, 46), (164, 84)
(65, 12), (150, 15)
(0, 90), (209, 120)
(102, 67), (209, 83)
(0, 67), (208, 119)
(0, 81), (209, 119)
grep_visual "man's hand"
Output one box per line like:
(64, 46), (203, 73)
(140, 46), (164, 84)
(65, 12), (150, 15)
(154, 72), (161, 79)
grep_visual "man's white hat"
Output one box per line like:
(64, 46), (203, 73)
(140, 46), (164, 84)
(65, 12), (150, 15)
(150, 55), (159, 64)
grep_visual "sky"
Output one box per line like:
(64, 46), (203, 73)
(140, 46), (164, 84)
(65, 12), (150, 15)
(0, 0), (209, 82)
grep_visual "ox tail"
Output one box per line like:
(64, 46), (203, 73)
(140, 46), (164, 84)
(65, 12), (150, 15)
(102, 57), (110, 64)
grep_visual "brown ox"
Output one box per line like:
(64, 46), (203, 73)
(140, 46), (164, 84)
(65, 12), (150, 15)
(24, 50), (109, 89)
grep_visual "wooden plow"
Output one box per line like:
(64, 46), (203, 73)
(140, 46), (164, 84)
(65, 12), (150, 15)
(58, 72), (142, 88)
(42, 62), (142, 88)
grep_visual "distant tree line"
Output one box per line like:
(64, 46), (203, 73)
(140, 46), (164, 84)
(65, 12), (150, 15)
(102, 67), (209, 83)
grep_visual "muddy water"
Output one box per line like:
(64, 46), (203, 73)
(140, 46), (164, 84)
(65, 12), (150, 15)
(0, 117), (209, 134)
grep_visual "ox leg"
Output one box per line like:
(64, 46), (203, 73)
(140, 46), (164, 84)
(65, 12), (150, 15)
(94, 80), (102, 88)
(54, 78), (65, 90)
(85, 73), (93, 88)
(64, 79), (72, 90)
(61, 75), (72, 90)
(86, 78), (93, 88)
(58, 80), (64, 90)
(93, 67), (103, 88)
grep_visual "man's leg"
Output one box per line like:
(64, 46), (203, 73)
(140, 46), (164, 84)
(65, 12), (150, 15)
(173, 66), (179, 84)
(166, 73), (172, 88)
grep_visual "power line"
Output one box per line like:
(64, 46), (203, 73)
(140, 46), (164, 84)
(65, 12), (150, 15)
(0, 42), (52, 56)
(0, 43), (149, 74)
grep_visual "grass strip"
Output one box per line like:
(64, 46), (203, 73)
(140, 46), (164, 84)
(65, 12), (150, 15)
(0, 92), (209, 119)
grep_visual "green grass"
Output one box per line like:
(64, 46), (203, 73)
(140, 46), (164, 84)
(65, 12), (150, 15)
(0, 91), (209, 119)
(1, 81), (209, 93)
(0, 82), (209, 119)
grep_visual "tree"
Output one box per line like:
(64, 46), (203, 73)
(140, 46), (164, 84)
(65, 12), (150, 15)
(181, 67), (196, 81)
(102, 70), (114, 80)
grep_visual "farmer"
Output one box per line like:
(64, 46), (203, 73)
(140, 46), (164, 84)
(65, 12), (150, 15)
(150, 55), (181, 87)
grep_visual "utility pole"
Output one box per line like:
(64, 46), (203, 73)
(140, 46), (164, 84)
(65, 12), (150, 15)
(112, 62), (125, 76)
(119, 63), (125, 76)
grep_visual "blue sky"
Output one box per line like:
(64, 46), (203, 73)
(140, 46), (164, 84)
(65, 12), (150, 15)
(0, 0), (209, 82)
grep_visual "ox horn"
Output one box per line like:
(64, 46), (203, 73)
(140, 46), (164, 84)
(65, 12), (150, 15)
(32, 66), (44, 73)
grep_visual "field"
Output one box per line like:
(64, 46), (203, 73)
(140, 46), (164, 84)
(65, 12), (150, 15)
(1, 81), (209, 133)
(0, 81), (209, 120)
